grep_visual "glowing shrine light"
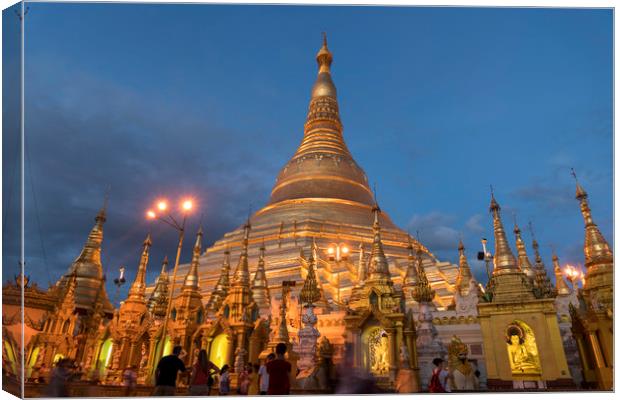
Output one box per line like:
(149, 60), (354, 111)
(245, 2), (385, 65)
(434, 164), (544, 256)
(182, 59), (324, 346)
(327, 247), (335, 255)
(182, 199), (193, 211)
(157, 200), (168, 211)
(146, 210), (157, 219)
(342, 246), (349, 254)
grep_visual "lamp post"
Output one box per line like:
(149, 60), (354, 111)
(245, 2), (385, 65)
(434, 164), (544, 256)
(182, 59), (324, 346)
(113, 266), (126, 306)
(477, 238), (494, 301)
(146, 197), (195, 372)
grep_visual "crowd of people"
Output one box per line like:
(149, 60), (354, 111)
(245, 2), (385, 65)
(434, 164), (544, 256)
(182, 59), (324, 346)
(29, 342), (477, 396)
(153, 343), (293, 396)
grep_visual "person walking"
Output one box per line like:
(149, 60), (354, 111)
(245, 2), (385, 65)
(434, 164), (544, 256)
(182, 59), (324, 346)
(266, 343), (292, 395)
(429, 358), (450, 393)
(248, 364), (260, 395)
(258, 354), (274, 395)
(152, 346), (187, 396)
(45, 358), (72, 397)
(237, 363), (251, 395)
(189, 350), (219, 396)
(219, 365), (231, 395)
(122, 365), (138, 396)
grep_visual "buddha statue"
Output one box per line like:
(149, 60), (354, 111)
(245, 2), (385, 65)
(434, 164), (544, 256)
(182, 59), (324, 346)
(505, 325), (541, 374)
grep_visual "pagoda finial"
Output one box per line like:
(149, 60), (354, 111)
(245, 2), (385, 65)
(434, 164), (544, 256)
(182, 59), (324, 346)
(528, 222), (555, 298)
(148, 255), (170, 316)
(300, 245), (321, 307)
(233, 221), (252, 286)
(488, 191), (518, 273)
(552, 249), (571, 296)
(513, 217), (535, 279)
(455, 238), (475, 296)
(206, 248), (231, 312)
(183, 228), (203, 290)
(127, 233), (151, 301)
(368, 204), (390, 281)
(252, 238), (271, 312)
(412, 245), (434, 303)
(403, 235), (420, 288)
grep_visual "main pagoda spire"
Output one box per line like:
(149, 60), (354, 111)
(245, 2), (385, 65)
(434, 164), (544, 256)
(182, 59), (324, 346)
(270, 34), (375, 205)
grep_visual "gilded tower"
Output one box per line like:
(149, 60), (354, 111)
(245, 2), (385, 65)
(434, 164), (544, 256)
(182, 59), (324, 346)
(569, 175), (613, 390)
(477, 193), (572, 389)
(169, 36), (460, 327)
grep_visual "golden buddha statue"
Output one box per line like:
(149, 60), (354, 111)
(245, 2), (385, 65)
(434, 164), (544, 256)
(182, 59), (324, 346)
(505, 325), (541, 375)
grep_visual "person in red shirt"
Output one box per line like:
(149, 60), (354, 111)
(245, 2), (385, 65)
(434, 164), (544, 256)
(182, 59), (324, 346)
(266, 343), (292, 395)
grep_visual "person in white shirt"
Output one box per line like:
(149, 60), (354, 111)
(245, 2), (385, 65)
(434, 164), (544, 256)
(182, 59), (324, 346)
(258, 353), (275, 395)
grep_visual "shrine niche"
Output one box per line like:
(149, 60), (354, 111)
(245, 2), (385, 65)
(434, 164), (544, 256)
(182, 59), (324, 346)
(505, 321), (541, 376)
(363, 326), (390, 376)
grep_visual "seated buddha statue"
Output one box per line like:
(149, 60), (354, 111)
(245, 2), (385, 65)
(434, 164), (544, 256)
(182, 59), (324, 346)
(507, 334), (540, 373)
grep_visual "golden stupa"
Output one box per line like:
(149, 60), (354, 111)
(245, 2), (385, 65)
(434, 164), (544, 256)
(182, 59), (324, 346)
(170, 35), (459, 308)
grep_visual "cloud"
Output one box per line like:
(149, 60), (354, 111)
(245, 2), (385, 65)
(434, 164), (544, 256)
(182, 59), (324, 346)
(465, 214), (485, 234)
(4, 57), (282, 298)
(407, 212), (460, 253)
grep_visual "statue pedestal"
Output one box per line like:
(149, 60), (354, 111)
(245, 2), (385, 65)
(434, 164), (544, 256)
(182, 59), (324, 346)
(297, 306), (320, 373)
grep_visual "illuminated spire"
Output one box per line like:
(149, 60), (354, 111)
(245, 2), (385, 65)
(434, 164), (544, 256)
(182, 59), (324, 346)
(356, 242), (367, 285)
(403, 237), (419, 288)
(269, 34), (374, 206)
(251, 239), (271, 310)
(571, 170), (613, 267)
(73, 204), (106, 267)
(300, 240), (321, 307)
(183, 228), (202, 290)
(232, 221), (252, 286)
(489, 191), (518, 273)
(367, 204), (391, 281)
(529, 222), (555, 298)
(455, 239), (475, 296)
(127, 234), (151, 301)
(513, 220), (535, 280)
(552, 250), (571, 296)
(206, 249), (231, 313)
(412, 254), (435, 303)
(148, 256), (169, 316)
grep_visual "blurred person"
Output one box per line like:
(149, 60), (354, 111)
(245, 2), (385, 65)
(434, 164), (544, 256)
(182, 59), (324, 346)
(152, 345), (186, 396)
(122, 365), (138, 396)
(237, 363), (251, 395)
(248, 364), (260, 395)
(429, 358), (450, 393)
(46, 358), (72, 397)
(219, 365), (231, 395)
(189, 349), (219, 396)
(258, 353), (274, 395)
(335, 343), (378, 394)
(266, 343), (292, 395)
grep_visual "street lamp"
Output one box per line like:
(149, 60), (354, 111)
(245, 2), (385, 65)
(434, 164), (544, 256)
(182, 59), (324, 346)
(112, 266), (126, 306)
(146, 197), (196, 369)
(477, 238), (494, 301)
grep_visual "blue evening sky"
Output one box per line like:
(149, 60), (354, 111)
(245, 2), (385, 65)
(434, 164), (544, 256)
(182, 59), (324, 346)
(2, 3), (612, 299)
